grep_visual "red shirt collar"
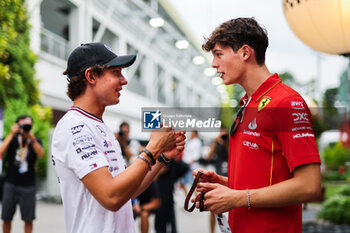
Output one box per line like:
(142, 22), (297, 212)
(239, 73), (281, 106)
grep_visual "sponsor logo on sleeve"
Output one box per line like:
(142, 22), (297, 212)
(89, 163), (98, 169)
(291, 101), (305, 110)
(76, 148), (82, 154)
(81, 149), (98, 160)
(293, 133), (315, 139)
(72, 135), (94, 146)
(109, 166), (119, 173)
(103, 140), (113, 148)
(82, 144), (95, 150)
(103, 150), (116, 155)
(75, 144), (95, 154)
(258, 97), (271, 111)
(291, 126), (313, 132)
(71, 125), (84, 135)
(292, 112), (309, 124)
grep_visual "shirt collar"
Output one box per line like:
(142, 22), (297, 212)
(69, 106), (104, 123)
(239, 73), (281, 106)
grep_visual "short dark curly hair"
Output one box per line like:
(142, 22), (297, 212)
(64, 65), (107, 101)
(202, 17), (268, 65)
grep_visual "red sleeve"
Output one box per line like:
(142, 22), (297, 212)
(273, 95), (321, 172)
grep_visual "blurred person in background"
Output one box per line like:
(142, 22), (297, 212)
(205, 127), (229, 233)
(133, 181), (161, 233)
(181, 130), (202, 193)
(155, 155), (189, 233)
(115, 121), (140, 164)
(0, 115), (44, 233)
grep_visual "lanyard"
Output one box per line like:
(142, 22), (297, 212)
(184, 171), (206, 212)
(17, 135), (29, 161)
(184, 171), (232, 233)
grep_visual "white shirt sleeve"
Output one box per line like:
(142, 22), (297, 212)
(52, 120), (109, 180)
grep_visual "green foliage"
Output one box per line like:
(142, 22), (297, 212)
(318, 192), (350, 224)
(337, 185), (350, 196)
(0, 0), (39, 107)
(279, 71), (298, 89)
(220, 85), (235, 130)
(322, 87), (341, 129)
(323, 143), (350, 170)
(322, 170), (350, 182)
(312, 114), (327, 139)
(0, 0), (52, 178)
(325, 184), (349, 200)
(338, 69), (349, 107)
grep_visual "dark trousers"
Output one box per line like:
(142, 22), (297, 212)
(155, 204), (177, 233)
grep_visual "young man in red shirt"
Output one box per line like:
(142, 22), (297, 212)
(194, 18), (321, 233)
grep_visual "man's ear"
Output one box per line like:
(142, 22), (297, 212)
(85, 68), (96, 84)
(241, 44), (253, 61)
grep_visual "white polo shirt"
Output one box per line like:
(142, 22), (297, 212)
(51, 107), (135, 233)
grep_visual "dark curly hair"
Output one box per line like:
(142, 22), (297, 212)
(64, 65), (107, 101)
(202, 17), (268, 65)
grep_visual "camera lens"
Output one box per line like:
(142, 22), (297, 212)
(221, 134), (228, 141)
(22, 124), (32, 132)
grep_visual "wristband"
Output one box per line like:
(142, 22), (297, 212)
(157, 153), (172, 165)
(142, 148), (156, 165)
(137, 155), (152, 171)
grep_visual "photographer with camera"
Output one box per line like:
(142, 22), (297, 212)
(0, 115), (44, 233)
(115, 122), (140, 163)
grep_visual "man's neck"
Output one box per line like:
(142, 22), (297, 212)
(240, 64), (271, 98)
(73, 97), (105, 119)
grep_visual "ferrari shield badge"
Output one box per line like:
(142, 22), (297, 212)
(258, 97), (271, 111)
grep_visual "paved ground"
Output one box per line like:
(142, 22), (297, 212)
(4, 188), (350, 233)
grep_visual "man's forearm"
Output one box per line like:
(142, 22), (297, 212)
(0, 132), (15, 156)
(30, 138), (44, 158)
(248, 164), (321, 208)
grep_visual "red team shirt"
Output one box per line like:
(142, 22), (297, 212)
(228, 74), (321, 233)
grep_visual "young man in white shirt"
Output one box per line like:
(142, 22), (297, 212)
(51, 43), (185, 233)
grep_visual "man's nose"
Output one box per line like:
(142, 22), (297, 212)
(121, 75), (128, 85)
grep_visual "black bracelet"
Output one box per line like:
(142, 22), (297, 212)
(142, 148), (156, 165)
(157, 153), (172, 165)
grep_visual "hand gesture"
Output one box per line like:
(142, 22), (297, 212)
(163, 131), (186, 159)
(192, 168), (220, 184)
(194, 183), (244, 214)
(146, 127), (176, 158)
(10, 123), (19, 135)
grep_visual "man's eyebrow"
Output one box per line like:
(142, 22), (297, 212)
(212, 49), (221, 53)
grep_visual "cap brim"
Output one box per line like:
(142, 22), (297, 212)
(105, 54), (136, 68)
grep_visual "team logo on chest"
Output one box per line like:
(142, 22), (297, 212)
(258, 97), (271, 111)
(96, 125), (106, 137)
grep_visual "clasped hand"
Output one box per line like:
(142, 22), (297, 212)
(148, 127), (186, 160)
(191, 169), (244, 214)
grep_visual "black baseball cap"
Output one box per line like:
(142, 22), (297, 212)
(64, 42), (136, 77)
